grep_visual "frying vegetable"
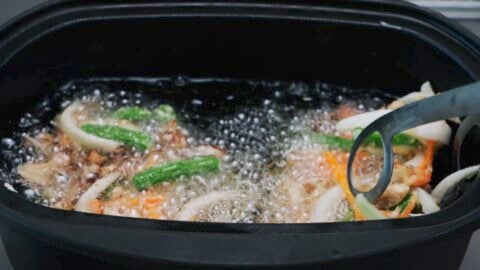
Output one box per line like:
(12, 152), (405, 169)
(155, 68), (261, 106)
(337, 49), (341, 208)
(324, 152), (364, 220)
(114, 105), (176, 123)
(81, 124), (152, 150)
(355, 194), (385, 220)
(431, 165), (480, 204)
(74, 172), (122, 213)
(390, 193), (413, 212)
(414, 188), (440, 214)
(311, 133), (353, 151)
(405, 153), (424, 167)
(133, 156), (221, 190)
(14, 81), (453, 223)
(352, 128), (420, 148)
(113, 107), (153, 121)
(342, 208), (354, 222)
(398, 81), (435, 104)
(176, 191), (241, 221)
(311, 185), (345, 222)
(336, 110), (452, 145)
(388, 193), (417, 217)
(58, 102), (121, 152)
(311, 129), (420, 151)
(404, 121), (451, 146)
(154, 104), (176, 123)
(411, 140), (436, 187)
(336, 110), (390, 133)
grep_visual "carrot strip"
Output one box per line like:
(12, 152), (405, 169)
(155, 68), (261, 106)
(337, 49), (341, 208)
(146, 210), (161, 219)
(412, 140), (436, 187)
(144, 203), (159, 210)
(145, 196), (165, 204)
(399, 194), (417, 218)
(324, 152), (365, 220)
(129, 198), (140, 206)
(58, 131), (72, 148)
(142, 195), (166, 211)
(87, 150), (105, 165)
(89, 199), (103, 214)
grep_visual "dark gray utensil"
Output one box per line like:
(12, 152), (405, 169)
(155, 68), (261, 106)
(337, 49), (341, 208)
(348, 82), (480, 202)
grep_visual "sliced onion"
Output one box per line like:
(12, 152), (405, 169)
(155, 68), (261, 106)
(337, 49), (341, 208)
(336, 82), (451, 144)
(336, 110), (391, 132)
(431, 165), (480, 204)
(311, 185), (344, 222)
(336, 109), (451, 144)
(287, 181), (304, 206)
(404, 121), (451, 145)
(414, 188), (440, 214)
(3, 183), (17, 193)
(74, 172), (121, 213)
(179, 145), (226, 159)
(22, 134), (50, 156)
(58, 102), (121, 152)
(406, 153), (424, 167)
(91, 118), (141, 131)
(397, 82), (451, 144)
(176, 191), (241, 221)
(398, 81), (435, 104)
(420, 81), (435, 95)
(355, 194), (385, 220)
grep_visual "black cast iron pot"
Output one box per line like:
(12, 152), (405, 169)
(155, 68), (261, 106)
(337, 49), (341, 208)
(0, 1), (480, 269)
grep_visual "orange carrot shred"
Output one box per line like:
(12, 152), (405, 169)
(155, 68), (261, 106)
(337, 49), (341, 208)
(412, 140), (436, 187)
(145, 196), (164, 204)
(129, 198), (140, 206)
(89, 199), (103, 214)
(58, 131), (72, 148)
(88, 150), (105, 165)
(399, 194), (417, 218)
(324, 152), (365, 220)
(146, 210), (161, 219)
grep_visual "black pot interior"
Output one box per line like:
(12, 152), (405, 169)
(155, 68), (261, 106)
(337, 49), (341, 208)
(0, 1), (479, 234)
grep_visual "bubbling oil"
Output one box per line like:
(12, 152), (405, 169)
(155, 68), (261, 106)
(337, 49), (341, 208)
(0, 77), (391, 223)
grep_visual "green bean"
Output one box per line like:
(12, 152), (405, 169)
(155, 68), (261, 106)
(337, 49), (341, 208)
(311, 129), (420, 151)
(133, 156), (221, 190)
(341, 208), (355, 221)
(81, 124), (152, 150)
(389, 193), (413, 213)
(355, 194), (385, 220)
(310, 133), (353, 151)
(113, 107), (153, 121)
(154, 104), (176, 123)
(353, 128), (420, 148)
(113, 105), (176, 123)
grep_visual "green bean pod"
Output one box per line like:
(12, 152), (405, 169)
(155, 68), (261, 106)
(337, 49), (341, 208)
(113, 107), (153, 121)
(133, 156), (221, 190)
(81, 124), (152, 150)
